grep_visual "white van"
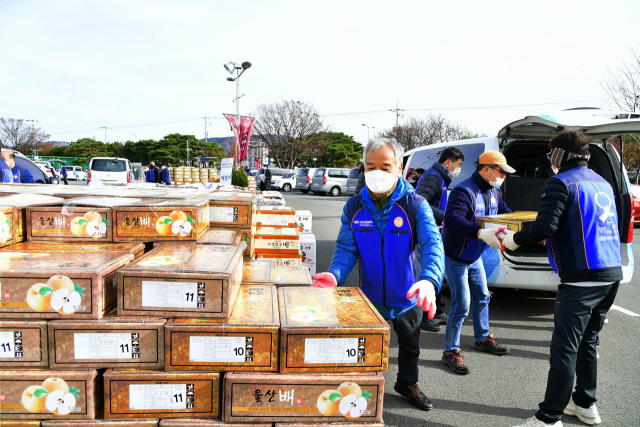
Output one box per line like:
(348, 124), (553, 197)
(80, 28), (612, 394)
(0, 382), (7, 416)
(87, 157), (133, 186)
(403, 109), (637, 291)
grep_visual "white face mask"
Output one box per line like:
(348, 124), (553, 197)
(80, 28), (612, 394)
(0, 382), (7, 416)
(365, 170), (397, 194)
(449, 166), (461, 177)
(488, 168), (504, 188)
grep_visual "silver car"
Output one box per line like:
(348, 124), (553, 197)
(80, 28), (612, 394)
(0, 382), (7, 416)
(294, 167), (316, 194)
(345, 167), (360, 196)
(310, 167), (351, 196)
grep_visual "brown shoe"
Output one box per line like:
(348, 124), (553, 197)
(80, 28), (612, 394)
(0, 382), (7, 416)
(474, 334), (510, 355)
(393, 382), (433, 411)
(441, 349), (471, 375)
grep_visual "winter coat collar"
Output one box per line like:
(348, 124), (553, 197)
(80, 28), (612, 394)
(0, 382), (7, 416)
(559, 159), (588, 173)
(361, 177), (413, 216)
(432, 162), (452, 186)
(471, 170), (493, 193)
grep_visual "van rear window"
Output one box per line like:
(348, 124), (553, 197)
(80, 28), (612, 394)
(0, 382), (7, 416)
(91, 159), (127, 172)
(315, 169), (325, 177)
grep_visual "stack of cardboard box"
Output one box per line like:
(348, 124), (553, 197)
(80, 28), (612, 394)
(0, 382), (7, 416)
(295, 210), (316, 276)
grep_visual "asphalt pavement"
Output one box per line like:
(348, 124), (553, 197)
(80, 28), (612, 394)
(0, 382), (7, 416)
(284, 191), (640, 427)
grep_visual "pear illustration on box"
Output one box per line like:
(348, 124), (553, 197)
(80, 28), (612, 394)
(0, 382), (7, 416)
(22, 377), (81, 415)
(26, 275), (86, 315)
(70, 212), (108, 238)
(155, 211), (195, 237)
(0, 211), (11, 243)
(317, 382), (372, 418)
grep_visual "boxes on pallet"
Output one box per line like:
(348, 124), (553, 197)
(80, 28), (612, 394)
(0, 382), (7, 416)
(299, 234), (316, 276)
(1, 241), (146, 259)
(256, 207), (295, 228)
(42, 420), (159, 426)
(117, 243), (242, 319)
(0, 251), (133, 320)
(103, 370), (221, 419)
(274, 265), (312, 287)
(164, 285), (279, 371)
(206, 193), (257, 229)
(216, 226), (255, 258)
(242, 259), (276, 286)
(294, 209), (312, 234)
(0, 369), (100, 420)
(159, 419), (269, 426)
(223, 372), (385, 423)
(0, 320), (49, 368)
(48, 313), (166, 369)
(278, 287), (390, 373)
(0, 195), (66, 245)
(254, 227), (299, 254)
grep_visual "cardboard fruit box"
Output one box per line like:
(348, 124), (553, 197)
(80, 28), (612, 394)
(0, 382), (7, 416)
(117, 244), (242, 319)
(165, 285), (278, 372)
(256, 207), (296, 228)
(196, 229), (242, 247)
(205, 193), (257, 229)
(255, 253), (302, 268)
(103, 370), (221, 419)
(159, 419), (269, 426)
(254, 227), (300, 254)
(278, 287), (389, 373)
(0, 251), (134, 320)
(274, 266), (312, 287)
(0, 369), (100, 420)
(0, 195), (66, 246)
(475, 211), (538, 232)
(216, 226), (255, 258)
(0, 320), (49, 368)
(1, 241), (145, 259)
(48, 314), (165, 369)
(276, 424), (385, 427)
(223, 372), (384, 423)
(41, 421), (159, 427)
(1, 205), (18, 248)
(242, 259), (276, 286)
(111, 199), (209, 242)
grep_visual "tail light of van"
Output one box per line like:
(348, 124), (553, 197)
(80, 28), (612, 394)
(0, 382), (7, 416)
(127, 172), (131, 183)
(87, 170), (91, 182)
(323, 176), (327, 186)
(626, 193), (634, 244)
(306, 176), (310, 184)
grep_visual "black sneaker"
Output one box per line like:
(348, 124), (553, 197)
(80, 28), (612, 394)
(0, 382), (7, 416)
(473, 334), (510, 355)
(393, 382), (433, 411)
(420, 318), (441, 332)
(433, 312), (447, 325)
(441, 350), (471, 375)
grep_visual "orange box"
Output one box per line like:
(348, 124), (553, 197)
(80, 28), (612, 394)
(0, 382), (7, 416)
(242, 259), (275, 286)
(26, 205), (114, 243)
(205, 193), (256, 229)
(165, 286), (278, 371)
(256, 207), (295, 228)
(254, 227), (299, 254)
(0, 320), (49, 368)
(255, 253), (302, 267)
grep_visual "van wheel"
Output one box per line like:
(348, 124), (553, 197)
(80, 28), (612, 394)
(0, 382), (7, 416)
(283, 184), (292, 192)
(301, 190), (309, 194)
(330, 186), (340, 196)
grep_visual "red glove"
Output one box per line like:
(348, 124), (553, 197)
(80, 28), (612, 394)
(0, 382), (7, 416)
(311, 272), (337, 288)
(406, 280), (436, 319)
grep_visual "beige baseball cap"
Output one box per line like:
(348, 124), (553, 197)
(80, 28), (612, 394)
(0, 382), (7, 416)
(478, 151), (515, 173)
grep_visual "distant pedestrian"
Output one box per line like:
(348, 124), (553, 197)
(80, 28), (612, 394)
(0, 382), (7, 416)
(354, 163), (365, 195)
(160, 164), (171, 185)
(263, 164), (272, 191)
(60, 164), (68, 185)
(149, 161), (160, 184)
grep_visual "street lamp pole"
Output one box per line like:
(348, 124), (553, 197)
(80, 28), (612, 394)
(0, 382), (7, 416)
(224, 61), (252, 169)
(362, 124), (375, 142)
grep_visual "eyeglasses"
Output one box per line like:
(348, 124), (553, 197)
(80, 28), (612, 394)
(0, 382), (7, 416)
(488, 167), (508, 178)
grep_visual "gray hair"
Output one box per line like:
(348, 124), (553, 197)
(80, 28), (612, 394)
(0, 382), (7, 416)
(362, 137), (404, 166)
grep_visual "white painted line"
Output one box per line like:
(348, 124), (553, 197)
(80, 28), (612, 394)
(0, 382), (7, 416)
(610, 304), (640, 317)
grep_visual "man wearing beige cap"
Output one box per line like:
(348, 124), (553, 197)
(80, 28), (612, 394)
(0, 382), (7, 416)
(440, 151), (515, 374)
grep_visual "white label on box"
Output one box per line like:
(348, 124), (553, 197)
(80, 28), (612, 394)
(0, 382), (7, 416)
(210, 207), (235, 223)
(129, 384), (187, 410)
(304, 338), (358, 364)
(0, 331), (15, 358)
(483, 223), (511, 230)
(189, 336), (246, 362)
(261, 214), (289, 226)
(141, 281), (198, 308)
(74, 333), (132, 359)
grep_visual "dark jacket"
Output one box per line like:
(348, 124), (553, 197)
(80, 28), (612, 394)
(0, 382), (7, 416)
(514, 160), (623, 283)
(151, 166), (160, 183)
(416, 162), (451, 224)
(264, 168), (272, 190)
(12, 165), (34, 183)
(161, 168), (171, 184)
(355, 163), (365, 195)
(60, 166), (67, 176)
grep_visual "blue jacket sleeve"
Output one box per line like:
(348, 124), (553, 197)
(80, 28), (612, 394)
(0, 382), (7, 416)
(416, 200), (445, 292)
(443, 187), (481, 239)
(327, 203), (359, 286)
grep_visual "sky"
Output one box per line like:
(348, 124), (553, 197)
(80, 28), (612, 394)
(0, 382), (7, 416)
(1, 0), (639, 146)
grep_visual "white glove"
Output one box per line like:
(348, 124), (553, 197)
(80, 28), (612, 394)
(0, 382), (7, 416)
(477, 228), (503, 250)
(500, 229), (519, 251)
(406, 280), (437, 319)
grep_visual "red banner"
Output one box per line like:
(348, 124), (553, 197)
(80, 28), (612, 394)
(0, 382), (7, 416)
(238, 115), (255, 163)
(223, 114), (241, 157)
(255, 157), (262, 170)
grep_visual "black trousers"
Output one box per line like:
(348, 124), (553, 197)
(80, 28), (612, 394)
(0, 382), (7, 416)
(62, 175), (68, 185)
(391, 304), (423, 386)
(536, 282), (619, 424)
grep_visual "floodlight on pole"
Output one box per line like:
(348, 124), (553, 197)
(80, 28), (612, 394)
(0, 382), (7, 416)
(362, 124), (375, 142)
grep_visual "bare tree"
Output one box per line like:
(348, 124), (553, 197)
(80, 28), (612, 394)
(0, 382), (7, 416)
(252, 100), (327, 169)
(0, 118), (51, 154)
(376, 114), (484, 151)
(601, 49), (640, 112)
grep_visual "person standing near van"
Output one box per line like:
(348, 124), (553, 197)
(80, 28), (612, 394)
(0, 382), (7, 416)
(505, 131), (621, 427)
(160, 164), (171, 185)
(60, 164), (68, 185)
(415, 147), (465, 332)
(149, 161), (160, 184)
(440, 151), (514, 375)
(263, 164), (272, 191)
(312, 138), (444, 411)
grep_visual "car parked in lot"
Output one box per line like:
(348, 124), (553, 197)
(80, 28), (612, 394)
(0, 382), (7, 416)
(310, 167), (351, 196)
(256, 167), (294, 188)
(272, 172), (296, 192)
(87, 157), (133, 186)
(346, 166), (361, 196)
(0, 149), (58, 184)
(631, 184), (640, 226)
(294, 167), (316, 194)
(403, 109), (638, 291)
(68, 166), (87, 181)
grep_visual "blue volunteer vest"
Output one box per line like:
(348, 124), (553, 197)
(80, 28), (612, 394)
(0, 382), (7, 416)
(147, 169), (154, 182)
(350, 200), (419, 307)
(547, 167), (621, 274)
(442, 177), (499, 261)
(423, 167), (448, 212)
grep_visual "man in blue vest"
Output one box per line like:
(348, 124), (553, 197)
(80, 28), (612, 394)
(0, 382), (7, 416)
(160, 164), (171, 185)
(440, 151), (514, 375)
(416, 146), (465, 332)
(311, 137), (445, 411)
(0, 150), (17, 183)
(60, 164), (68, 185)
(506, 131), (622, 427)
(1, 150), (34, 183)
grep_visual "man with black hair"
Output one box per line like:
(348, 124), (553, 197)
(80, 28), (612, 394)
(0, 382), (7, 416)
(410, 168), (425, 188)
(149, 161), (160, 184)
(415, 146), (465, 332)
(508, 131), (621, 427)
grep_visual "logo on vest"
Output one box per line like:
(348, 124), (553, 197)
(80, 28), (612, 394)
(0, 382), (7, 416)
(394, 217), (404, 227)
(354, 220), (374, 227)
(595, 192), (615, 222)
